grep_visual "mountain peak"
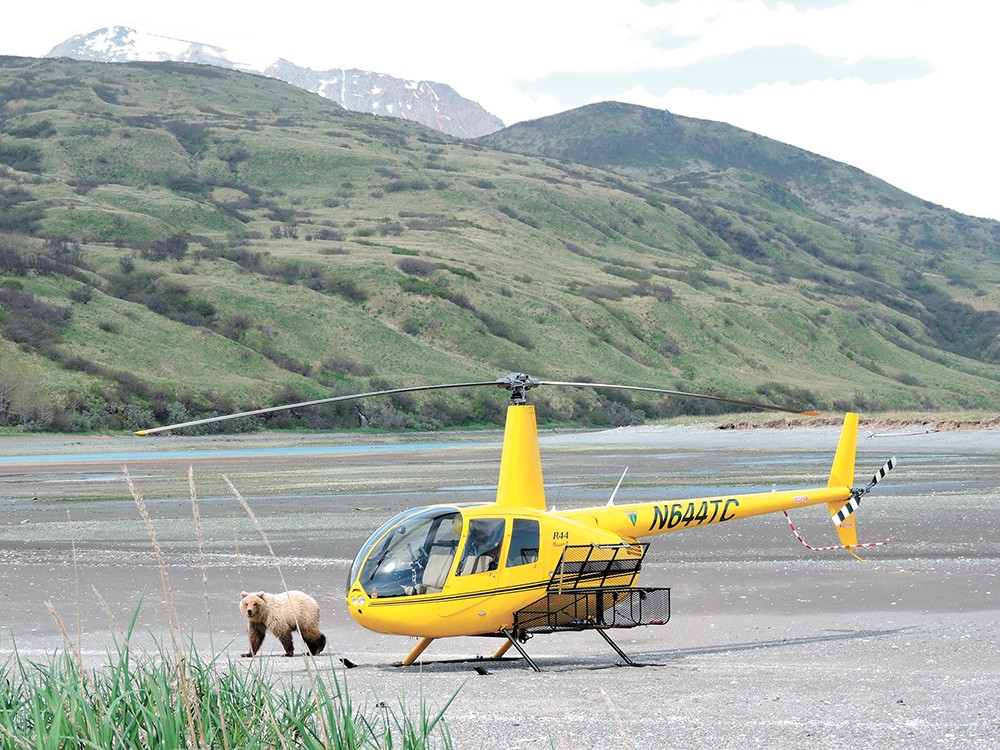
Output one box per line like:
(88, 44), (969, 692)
(44, 27), (504, 138)
(46, 26), (238, 67)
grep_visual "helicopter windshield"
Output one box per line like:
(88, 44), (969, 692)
(354, 508), (461, 598)
(347, 507), (426, 595)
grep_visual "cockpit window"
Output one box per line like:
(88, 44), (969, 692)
(457, 518), (506, 575)
(506, 518), (540, 567)
(355, 508), (461, 598)
(347, 507), (423, 594)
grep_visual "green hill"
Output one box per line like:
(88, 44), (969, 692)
(1, 56), (998, 432)
(476, 101), (1000, 259)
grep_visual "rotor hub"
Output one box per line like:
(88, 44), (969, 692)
(496, 372), (540, 405)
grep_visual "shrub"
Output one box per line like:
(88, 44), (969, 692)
(384, 179), (430, 192)
(159, 174), (209, 197)
(396, 257), (437, 276)
(259, 347), (309, 375)
(378, 222), (405, 236)
(579, 284), (622, 302)
(0, 184), (43, 233)
(0, 237), (28, 274)
(164, 120), (211, 155)
(92, 83), (119, 104)
(142, 235), (189, 261)
(220, 146), (251, 165)
(6, 119), (57, 138)
(479, 311), (535, 350)
(319, 356), (375, 377)
(0, 141), (43, 172)
(321, 274), (367, 302)
(603, 264), (651, 282)
(632, 281), (674, 302)
(69, 285), (94, 304)
(0, 287), (71, 349)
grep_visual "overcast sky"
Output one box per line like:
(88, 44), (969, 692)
(4, 0), (998, 220)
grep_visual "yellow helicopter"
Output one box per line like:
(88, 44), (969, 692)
(138, 373), (894, 670)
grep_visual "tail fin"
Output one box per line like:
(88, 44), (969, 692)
(826, 413), (859, 548)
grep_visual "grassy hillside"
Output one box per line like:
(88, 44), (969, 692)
(476, 101), (1000, 260)
(1, 57), (998, 432)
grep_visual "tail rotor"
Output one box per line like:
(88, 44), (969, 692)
(785, 455), (895, 561)
(831, 456), (896, 526)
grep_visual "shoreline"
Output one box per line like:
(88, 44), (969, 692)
(1, 409), (997, 455)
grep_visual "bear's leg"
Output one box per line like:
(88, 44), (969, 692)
(277, 629), (295, 656)
(304, 632), (327, 656)
(242, 622), (267, 658)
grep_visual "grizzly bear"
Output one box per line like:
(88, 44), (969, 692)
(239, 590), (327, 657)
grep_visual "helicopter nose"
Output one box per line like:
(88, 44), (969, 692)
(348, 591), (368, 610)
(347, 586), (370, 618)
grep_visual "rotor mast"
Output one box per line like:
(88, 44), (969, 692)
(495, 374), (546, 510)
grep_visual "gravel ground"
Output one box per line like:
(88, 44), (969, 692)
(1, 421), (998, 748)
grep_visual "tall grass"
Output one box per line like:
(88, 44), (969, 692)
(0, 468), (456, 748)
(0, 634), (455, 749)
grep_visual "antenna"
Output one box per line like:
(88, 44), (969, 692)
(607, 467), (628, 506)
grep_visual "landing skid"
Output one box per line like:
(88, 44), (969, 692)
(501, 626), (642, 672)
(392, 629), (642, 673)
(501, 627), (540, 672)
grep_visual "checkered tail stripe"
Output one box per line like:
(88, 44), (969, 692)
(867, 456), (896, 490)
(832, 495), (861, 525)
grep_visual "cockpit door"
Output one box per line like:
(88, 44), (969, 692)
(431, 517), (505, 621)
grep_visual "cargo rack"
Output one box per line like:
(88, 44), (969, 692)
(503, 543), (670, 670)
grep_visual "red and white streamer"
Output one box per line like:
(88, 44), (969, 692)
(783, 511), (889, 552)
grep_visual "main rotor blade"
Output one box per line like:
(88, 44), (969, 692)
(136, 372), (818, 435)
(537, 380), (819, 416)
(134, 380), (500, 435)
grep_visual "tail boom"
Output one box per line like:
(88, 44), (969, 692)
(560, 412), (864, 546)
(564, 485), (852, 540)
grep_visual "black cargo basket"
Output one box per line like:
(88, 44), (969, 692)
(501, 544), (671, 670)
(513, 586), (670, 634)
(512, 543), (670, 635)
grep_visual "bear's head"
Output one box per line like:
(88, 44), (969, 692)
(240, 591), (267, 622)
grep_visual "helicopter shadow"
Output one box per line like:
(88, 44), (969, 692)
(354, 625), (913, 674)
(638, 625), (914, 666)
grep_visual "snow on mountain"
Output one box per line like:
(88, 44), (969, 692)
(45, 26), (257, 71)
(45, 26), (504, 138)
(264, 59), (504, 139)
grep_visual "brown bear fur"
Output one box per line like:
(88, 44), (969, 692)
(239, 590), (327, 657)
